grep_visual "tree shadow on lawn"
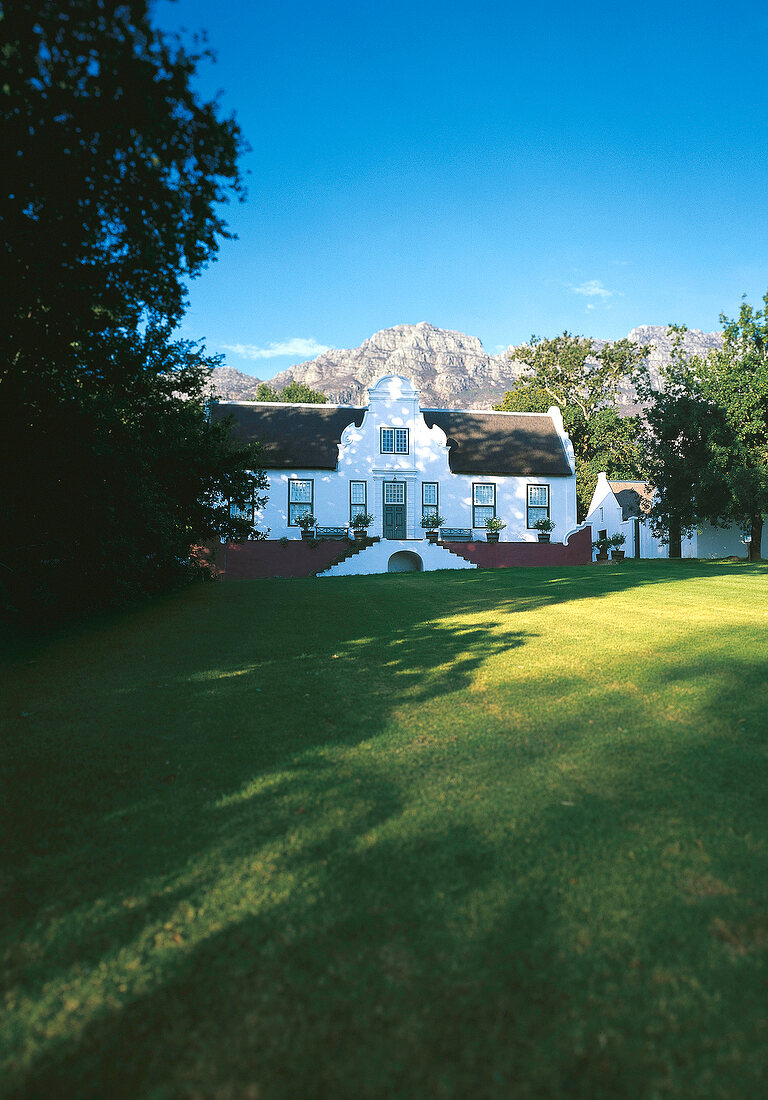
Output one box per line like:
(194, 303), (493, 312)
(3, 566), (768, 1096)
(11, 714), (768, 1100)
(474, 556), (768, 616)
(4, 559), (767, 922)
(2, 603), (532, 1021)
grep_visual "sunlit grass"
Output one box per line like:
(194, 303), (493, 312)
(2, 560), (768, 1098)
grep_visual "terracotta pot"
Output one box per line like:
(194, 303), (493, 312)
(486, 532), (500, 543)
(537, 533), (551, 543)
(611, 549), (625, 560)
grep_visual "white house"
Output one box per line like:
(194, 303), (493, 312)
(585, 472), (767, 559)
(211, 375), (578, 548)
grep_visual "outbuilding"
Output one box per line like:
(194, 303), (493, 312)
(585, 472), (767, 559)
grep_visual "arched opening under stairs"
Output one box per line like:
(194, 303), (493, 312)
(387, 551), (423, 573)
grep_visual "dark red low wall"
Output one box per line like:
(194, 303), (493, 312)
(194, 539), (353, 579)
(444, 525), (592, 568)
(194, 526), (592, 579)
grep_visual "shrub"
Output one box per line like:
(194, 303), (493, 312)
(351, 512), (375, 530)
(419, 513), (446, 530)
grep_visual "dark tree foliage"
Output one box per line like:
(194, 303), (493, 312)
(495, 334), (646, 518)
(2, 0), (243, 339)
(0, 0), (263, 621)
(4, 326), (267, 620)
(640, 301), (768, 562)
(255, 381), (328, 403)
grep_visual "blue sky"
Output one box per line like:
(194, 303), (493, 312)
(156, 0), (768, 379)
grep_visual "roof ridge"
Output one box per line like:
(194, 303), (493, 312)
(217, 400), (365, 410)
(422, 407), (553, 417)
(219, 400), (556, 416)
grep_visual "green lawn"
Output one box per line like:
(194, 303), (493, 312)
(3, 561), (768, 1099)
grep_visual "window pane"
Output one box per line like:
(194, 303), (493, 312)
(230, 500), (253, 521)
(528, 485), (548, 507)
(384, 482), (405, 504)
(289, 502), (312, 524)
(474, 484), (495, 506)
(289, 480), (312, 503)
(350, 481), (366, 505)
(395, 429), (409, 453)
(423, 482), (438, 506)
(473, 505), (494, 528)
(351, 502), (367, 522)
(381, 429), (394, 453)
(527, 506), (548, 527)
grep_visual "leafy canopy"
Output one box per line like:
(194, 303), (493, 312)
(640, 296), (768, 561)
(495, 333), (647, 517)
(254, 381), (328, 404)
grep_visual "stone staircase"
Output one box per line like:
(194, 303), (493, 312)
(316, 539), (477, 577)
(313, 535), (379, 575)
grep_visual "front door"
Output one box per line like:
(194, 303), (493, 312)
(383, 482), (406, 539)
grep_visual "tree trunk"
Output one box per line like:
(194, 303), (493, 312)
(748, 516), (763, 561)
(668, 519), (682, 559)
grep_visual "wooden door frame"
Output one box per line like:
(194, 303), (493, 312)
(383, 481), (407, 539)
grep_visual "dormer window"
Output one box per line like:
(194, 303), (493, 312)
(381, 427), (409, 454)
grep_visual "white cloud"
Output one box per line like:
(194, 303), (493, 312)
(221, 337), (331, 361)
(570, 279), (614, 300)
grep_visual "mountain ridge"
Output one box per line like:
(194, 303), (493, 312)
(210, 321), (722, 409)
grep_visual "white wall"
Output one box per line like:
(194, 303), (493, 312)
(584, 475), (637, 559)
(584, 475), (623, 538)
(693, 522), (767, 559)
(255, 377), (578, 541)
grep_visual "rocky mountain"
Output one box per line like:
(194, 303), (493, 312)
(209, 321), (722, 409)
(207, 365), (263, 401)
(264, 322), (526, 408)
(625, 325), (722, 387)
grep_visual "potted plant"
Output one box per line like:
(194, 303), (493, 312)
(592, 535), (611, 562)
(295, 513), (316, 540)
(532, 517), (556, 543)
(351, 511), (375, 540)
(420, 512), (446, 543)
(609, 532), (626, 561)
(484, 516), (506, 544)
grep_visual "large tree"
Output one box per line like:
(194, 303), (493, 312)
(495, 333), (647, 517)
(641, 300), (768, 562)
(6, 325), (267, 620)
(1, 0), (263, 620)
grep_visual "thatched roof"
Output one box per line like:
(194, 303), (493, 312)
(211, 403), (366, 469)
(607, 480), (655, 519)
(211, 401), (572, 476)
(423, 409), (571, 476)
